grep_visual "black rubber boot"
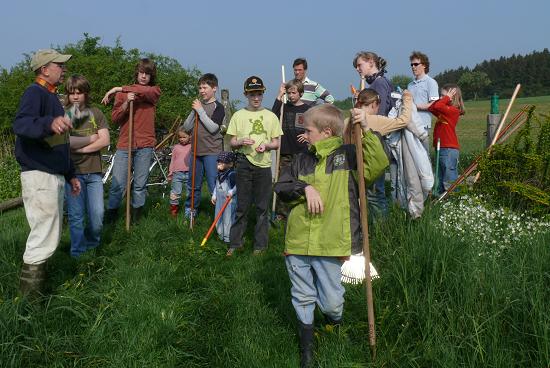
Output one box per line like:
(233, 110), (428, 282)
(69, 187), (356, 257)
(299, 322), (314, 368)
(324, 314), (342, 332)
(19, 263), (47, 299)
(131, 206), (143, 224)
(104, 208), (119, 224)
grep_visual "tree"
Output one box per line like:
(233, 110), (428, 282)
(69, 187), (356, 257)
(458, 71), (491, 100)
(0, 34), (201, 134)
(390, 74), (412, 90)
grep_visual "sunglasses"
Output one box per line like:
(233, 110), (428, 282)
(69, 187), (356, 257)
(410, 62), (422, 67)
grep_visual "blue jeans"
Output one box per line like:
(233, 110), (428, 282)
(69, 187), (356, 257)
(170, 171), (189, 205)
(367, 172), (388, 218)
(184, 154), (218, 215)
(285, 255), (345, 325)
(438, 148), (459, 195)
(107, 148), (153, 209)
(65, 173), (104, 257)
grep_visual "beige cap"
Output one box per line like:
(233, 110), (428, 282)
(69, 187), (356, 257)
(30, 49), (72, 71)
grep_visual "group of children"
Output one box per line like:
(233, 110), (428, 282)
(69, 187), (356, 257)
(18, 50), (465, 367)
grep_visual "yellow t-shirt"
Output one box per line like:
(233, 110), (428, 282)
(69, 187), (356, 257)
(226, 108), (283, 168)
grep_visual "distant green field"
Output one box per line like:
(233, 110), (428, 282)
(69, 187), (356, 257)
(456, 95), (550, 154)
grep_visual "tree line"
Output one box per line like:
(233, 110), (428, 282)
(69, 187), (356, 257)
(0, 34), (200, 135)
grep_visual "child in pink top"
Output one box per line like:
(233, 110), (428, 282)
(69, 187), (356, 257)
(168, 127), (191, 217)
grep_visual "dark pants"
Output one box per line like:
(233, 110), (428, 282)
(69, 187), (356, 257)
(275, 154), (294, 217)
(229, 155), (272, 250)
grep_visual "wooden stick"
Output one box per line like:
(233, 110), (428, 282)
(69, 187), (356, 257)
(125, 100), (134, 232)
(189, 112), (199, 230)
(271, 65), (286, 220)
(352, 87), (376, 359)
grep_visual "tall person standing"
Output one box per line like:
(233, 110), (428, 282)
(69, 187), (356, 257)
(13, 49), (81, 297)
(102, 58), (161, 223)
(292, 58), (335, 106)
(407, 51), (439, 152)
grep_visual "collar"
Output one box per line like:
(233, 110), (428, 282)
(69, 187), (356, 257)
(412, 74), (429, 84)
(35, 77), (57, 93)
(310, 136), (342, 158)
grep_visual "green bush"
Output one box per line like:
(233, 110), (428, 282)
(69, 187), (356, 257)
(476, 106), (550, 215)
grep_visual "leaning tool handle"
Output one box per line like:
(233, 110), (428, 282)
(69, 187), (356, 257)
(433, 138), (441, 196)
(352, 88), (376, 359)
(125, 100), (134, 232)
(189, 112), (199, 230)
(271, 65), (286, 218)
(200, 195), (232, 247)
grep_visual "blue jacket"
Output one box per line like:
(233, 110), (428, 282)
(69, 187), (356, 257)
(13, 83), (75, 181)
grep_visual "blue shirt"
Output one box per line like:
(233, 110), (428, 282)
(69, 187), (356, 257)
(408, 75), (439, 128)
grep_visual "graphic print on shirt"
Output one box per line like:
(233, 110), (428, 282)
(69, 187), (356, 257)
(294, 113), (305, 129)
(249, 115), (267, 136)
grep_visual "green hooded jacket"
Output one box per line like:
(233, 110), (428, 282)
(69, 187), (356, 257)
(274, 132), (388, 256)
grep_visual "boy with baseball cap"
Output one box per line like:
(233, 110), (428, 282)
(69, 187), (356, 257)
(13, 48), (80, 297)
(225, 76), (283, 256)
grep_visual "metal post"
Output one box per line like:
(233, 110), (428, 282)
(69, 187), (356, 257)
(486, 93), (501, 147)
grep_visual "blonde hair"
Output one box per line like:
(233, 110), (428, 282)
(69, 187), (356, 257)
(303, 104), (344, 137)
(442, 83), (465, 115)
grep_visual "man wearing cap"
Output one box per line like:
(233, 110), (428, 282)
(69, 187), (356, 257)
(13, 49), (81, 297)
(225, 76), (283, 256)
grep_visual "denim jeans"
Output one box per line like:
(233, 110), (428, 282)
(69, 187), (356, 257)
(185, 154), (218, 216)
(107, 148), (153, 209)
(170, 171), (189, 205)
(285, 255), (345, 325)
(65, 173), (104, 257)
(229, 155), (272, 250)
(438, 148), (459, 195)
(367, 172), (388, 218)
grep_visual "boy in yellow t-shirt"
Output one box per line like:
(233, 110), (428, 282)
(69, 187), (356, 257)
(225, 76), (283, 256)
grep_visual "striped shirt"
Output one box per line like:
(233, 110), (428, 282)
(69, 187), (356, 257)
(300, 77), (335, 106)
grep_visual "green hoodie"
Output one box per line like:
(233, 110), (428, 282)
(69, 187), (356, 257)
(274, 132), (388, 256)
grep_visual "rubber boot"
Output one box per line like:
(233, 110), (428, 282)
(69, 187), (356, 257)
(131, 206), (143, 224)
(19, 263), (47, 299)
(324, 314), (342, 333)
(299, 322), (314, 368)
(170, 204), (179, 218)
(104, 208), (119, 224)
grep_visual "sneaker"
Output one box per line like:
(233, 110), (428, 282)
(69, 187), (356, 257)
(226, 248), (237, 257)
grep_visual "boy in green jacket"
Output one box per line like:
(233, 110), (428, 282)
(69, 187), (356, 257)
(274, 104), (387, 367)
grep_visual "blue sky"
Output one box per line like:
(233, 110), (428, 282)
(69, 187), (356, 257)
(1, 0), (548, 105)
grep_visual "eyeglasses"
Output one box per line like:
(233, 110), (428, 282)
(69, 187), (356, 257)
(410, 62), (422, 67)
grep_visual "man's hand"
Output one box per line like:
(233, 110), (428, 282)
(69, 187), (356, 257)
(304, 185), (323, 214)
(69, 177), (81, 196)
(51, 116), (72, 135)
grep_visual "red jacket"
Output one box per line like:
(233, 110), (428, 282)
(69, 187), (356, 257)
(428, 95), (460, 149)
(112, 84), (161, 149)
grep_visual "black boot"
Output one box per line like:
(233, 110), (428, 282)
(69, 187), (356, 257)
(299, 322), (314, 368)
(19, 263), (47, 299)
(324, 314), (342, 332)
(131, 206), (143, 224)
(104, 208), (119, 224)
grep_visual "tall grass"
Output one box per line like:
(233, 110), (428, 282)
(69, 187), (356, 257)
(1, 193), (548, 367)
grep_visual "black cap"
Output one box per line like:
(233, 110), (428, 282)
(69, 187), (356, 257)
(243, 76), (266, 93)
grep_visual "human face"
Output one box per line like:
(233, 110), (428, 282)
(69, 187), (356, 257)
(293, 64), (306, 81)
(304, 120), (331, 145)
(137, 71), (151, 85)
(217, 161), (232, 171)
(42, 62), (66, 86)
(199, 82), (217, 102)
(68, 89), (85, 105)
(245, 91), (264, 110)
(410, 58), (426, 79)
(286, 86), (302, 104)
(355, 57), (376, 78)
(178, 132), (190, 145)
(360, 101), (379, 115)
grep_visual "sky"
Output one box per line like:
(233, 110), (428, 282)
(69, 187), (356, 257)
(1, 0), (548, 106)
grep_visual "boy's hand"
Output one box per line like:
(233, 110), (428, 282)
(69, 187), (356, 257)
(211, 197), (216, 205)
(101, 86), (122, 105)
(255, 143), (267, 153)
(297, 133), (308, 143)
(69, 177), (81, 196)
(305, 185), (323, 214)
(351, 108), (368, 130)
(239, 138), (255, 146)
(277, 83), (286, 100)
(192, 99), (203, 111)
(127, 92), (136, 102)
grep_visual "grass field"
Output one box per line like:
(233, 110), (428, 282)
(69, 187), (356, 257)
(1, 191), (549, 367)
